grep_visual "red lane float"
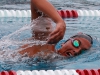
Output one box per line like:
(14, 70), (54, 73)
(1, 71), (9, 75)
(57, 10), (66, 18)
(9, 70), (17, 75)
(83, 69), (92, 75)
(76, 69), (100, 75)
(0, 71), (16, 75)
(98, 69), (100, 74)
(65, 10), (72, 18)
(57, 10), (78, 18)
(71, 10), (78, 18)
(90, 69), (99, 75)
(76, 69), (85, 75)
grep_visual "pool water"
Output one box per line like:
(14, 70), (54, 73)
(0, 0), (100, 10)
(0, 17), (100, 71)
(0, 0), (100, 71)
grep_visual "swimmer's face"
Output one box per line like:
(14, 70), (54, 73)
(57, 37), (92, 57)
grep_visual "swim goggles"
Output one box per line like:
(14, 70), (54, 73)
(65, 38), (81, 48)
(60, 38), (81, 57)
(70, 38), (81, 48)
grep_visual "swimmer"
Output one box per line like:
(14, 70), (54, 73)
(31, 0), (66, 44)
(19, 32), (93, 57)
(18, 1), (93, 58)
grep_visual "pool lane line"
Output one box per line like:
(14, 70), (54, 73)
(0, 10), (100, 18)
(0, 69), (100, 75)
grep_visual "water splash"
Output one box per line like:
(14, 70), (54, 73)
(0, 17), (60, 71)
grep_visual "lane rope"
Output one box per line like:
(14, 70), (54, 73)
(0, 10), (100, 18)
(0, 69), (100, 75)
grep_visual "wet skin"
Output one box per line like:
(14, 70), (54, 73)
(57, 37), (91, 57)
(19, 37), (91, 57)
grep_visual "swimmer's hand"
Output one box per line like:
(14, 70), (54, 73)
(47, 22), (66, 44)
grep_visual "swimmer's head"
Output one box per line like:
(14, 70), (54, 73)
(57, 32), (93, 57)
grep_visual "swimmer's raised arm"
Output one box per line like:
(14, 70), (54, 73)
(31, 0), (40, 19)
(31, 0), (66, 44)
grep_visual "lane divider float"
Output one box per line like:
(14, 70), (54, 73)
(0, 10), (100, 18)
(57, 10), (78, 18)
(76, 69), (100, 75)
(0, 71), (16, 75)
(1, 69), (100, 75)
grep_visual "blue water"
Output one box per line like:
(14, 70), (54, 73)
(0, 0), (100, 71)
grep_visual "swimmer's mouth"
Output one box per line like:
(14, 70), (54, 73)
(66, 52), (73, 57)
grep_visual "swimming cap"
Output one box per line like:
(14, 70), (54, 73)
(71, 33), (93, 44)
